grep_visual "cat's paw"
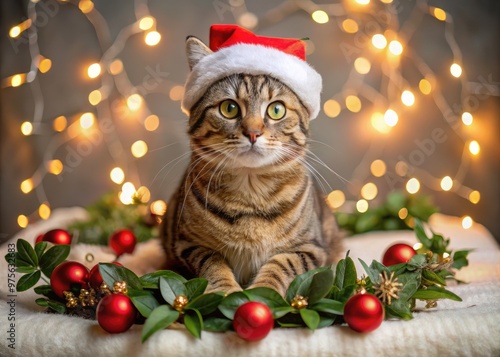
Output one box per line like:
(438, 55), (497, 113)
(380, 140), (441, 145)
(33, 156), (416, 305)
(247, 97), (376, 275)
(247, 282), (286, 298)
(205, 283), (242, 296)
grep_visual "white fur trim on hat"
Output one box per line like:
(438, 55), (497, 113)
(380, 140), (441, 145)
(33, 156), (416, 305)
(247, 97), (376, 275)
(181, 44), (322, 119)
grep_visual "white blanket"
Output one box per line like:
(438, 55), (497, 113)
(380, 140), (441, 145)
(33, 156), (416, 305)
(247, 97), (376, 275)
(1, 208), (499, 357)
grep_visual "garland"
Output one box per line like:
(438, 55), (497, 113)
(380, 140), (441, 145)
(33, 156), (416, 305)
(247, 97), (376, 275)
(5, 218), (470, 341)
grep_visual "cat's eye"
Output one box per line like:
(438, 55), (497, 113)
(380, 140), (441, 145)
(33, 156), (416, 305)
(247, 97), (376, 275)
(267, 101), (286, 120)
(219, 100), (240, 119)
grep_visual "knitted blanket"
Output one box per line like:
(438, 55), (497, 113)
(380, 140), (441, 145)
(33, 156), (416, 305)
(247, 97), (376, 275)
(1, 208), (499, 357)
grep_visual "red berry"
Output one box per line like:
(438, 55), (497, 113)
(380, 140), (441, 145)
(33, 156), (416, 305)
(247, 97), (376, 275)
(42, 229), (72, 245)
(96, 294), (136, 333)
(109, 229), (137, 256)
(344, 293), (384, 333)
(233, 302), (274, 341)
(382, 243), (417, 266)
(88, 262), (123, 290)
(50, 261), (89, 298)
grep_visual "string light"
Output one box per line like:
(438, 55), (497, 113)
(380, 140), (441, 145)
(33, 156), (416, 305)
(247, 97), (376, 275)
(395, 161), (410, 177)
(20, 179), (34, 194)
(398, 207), (409, 220)
(469, 190), (480, 204)
(345, 95), (361, 112)
(419, 78), (432, 95)
(323, 99), (341, 118)
(354, 57), (371, 74)
(39, 203), (51, 220)
(145, 31), (161, 46)
(169, 86), (185, 101)
(38, 58), (52, 73)
(80, 112), (95, 129)
(432, 7), (447, 21)
(371, 34), (387, 49)
(361, 182), (378, 200)
(238, 12), (259, 29)
(47, 160), (64, 175)
(327, 190), (346, 209)
(468, 140), (480, 155)
(127, 94), (143, 111)
(78, 0), (94, 14)
(131, 140), (148, 158)
(461, 112), (473, 126)
(88, 89), (102, 106)
(384, 109), (398, 127)
(110, 167), (125, 184)
(355, 0), (370, 5)
(440, 176), (453, 191)
(388, 40), (403, 56)
(370, 160), (386, 177)
(450, 63), (462, 78)
(150, 200), (167, 216)
(371, 112), (391, 134)
(87, 63), (101, 79)
(144, 115), (160, 131)
(406, 178), (420, 194)
(341, 19), (358, 33)
(461, 216), (473, 229)
(401, 90), (415, 106)
(11, 74), (26, 87)
(312, 10), (329, 24)
(53, 116), (67, 132)
(109, 59), (124, 75)
(139, 16), (155, 31)
(356, 199), (369, 213)
(9, 19), (32, 38)
(21, 122), (33, 136)
(17, 215), (29, 228)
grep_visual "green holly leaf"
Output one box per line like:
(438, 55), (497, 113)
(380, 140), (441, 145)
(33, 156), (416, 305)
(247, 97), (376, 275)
(185, 278), (208, 300)
(39, 245), (70, 278)
(334, 256), (357, 291)
(159, 277), (187, 305)
(307, 269), (334, 305)
(218, 291), (249, 320)
(243, 287), (289, 308)
(17, 239), (38, 267)
(184, 309), (203, 338)
(330, 284), (356, 303)
(186, 293), (224, 315)
(406, 254), (427, 271)
(309, 298), (344, 315)
(34, 241), (48, 261)
(318, 315), (336, 328)
(99, 263), (143, 291)
(15, 266), (36, 274)
(392, 272), (420, 302)
(422, 269), (446, 286)
(141, 305), (180, 343)
(129, 288), (160, 318)
(359, 259), (381, 284)
(385, 299), (413, 320)
(16, 270), (41, 292)
(47, 300), (66, 314)
(452, 250), (472, 270)
(285, 266), (330, 303)
(139, 270), (187, 289)
(34, 284), (53, 296)
(300, 308), (320, 331)
(412, 286), (462, 301)
(203, 317), (233, 332)
(414, 219), (432, 249)
(35, 298), (49, 307)
(270, 306), (295, 319)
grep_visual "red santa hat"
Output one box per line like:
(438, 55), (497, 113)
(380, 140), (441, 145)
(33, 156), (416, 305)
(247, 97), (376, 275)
(181, 24), (322, 119)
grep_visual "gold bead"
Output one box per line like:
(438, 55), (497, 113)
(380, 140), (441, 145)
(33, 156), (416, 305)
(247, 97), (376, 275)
(173, 295), (189, 312)
(113, 281), (128, 294)
(290, 295), (308, 309)
(100, 282), (111, 295)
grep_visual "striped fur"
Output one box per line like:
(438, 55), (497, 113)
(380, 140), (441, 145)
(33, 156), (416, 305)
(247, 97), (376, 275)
(162, 37), (342, 296)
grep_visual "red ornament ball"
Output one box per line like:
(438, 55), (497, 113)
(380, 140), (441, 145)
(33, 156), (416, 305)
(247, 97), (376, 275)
(382, 243), (417, 266)
(109, 229), (137, 256)
(233, 301), (274, 341)
(42, 229), (72, 245)
(50, 261), (89, 298)
(344, 293), (384, 333)
(89, 262), (123, 290)
(35, 234), (44, 244)
(96, 294), (136, 333)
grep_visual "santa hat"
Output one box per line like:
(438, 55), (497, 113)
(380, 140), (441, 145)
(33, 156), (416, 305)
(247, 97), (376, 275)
(182, 24), (322, 119)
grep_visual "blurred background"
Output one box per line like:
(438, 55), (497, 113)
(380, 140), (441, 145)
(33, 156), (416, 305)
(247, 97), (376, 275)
(1, 0), (499, 244)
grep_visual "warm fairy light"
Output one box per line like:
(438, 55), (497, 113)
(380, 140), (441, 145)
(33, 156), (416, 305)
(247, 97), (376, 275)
(48, 160), (64, 175)
(371, 34), (387, 49)
(395, 161), (409, 176)
(110, 167), (125, 184)
(327, 190), (346, 209)
(398, 207), (409, 220)
(9, 19), (31, 38)
(323, 99), (341, 118)
(21, 122), (33, 136)
(53, 116), (67, 132)
(122, 182), (136, 195)
(345, 95), (361, 113)
(371, 112), (391, 134)
(131, 140), (148, 158)
(380, 0), (393, 3)
(80, 112), (95, 129)
(151, 200), (167, 216)
(144, 114), (160, 131)
(384, 109), (398, 127)
(461, 112), (473, 126)
(440, 176), (453, 191)
(355, 0), (370, 5)
(401, 90), (415, 106)
(109, 59), (124, 75)
(39, 203), (51, 220)
(469, 190), (480, 204)
(145, 31), (161, 46)
(341, 19), (359, 33)
(127, 94), (143, 111)
(388, 40), (403, 55)
(18, 215), (28, 228)
(119, 182), (136, 205)
(169, 85), (185, 101)
(87, 63), (101, 79)
(238, 12), (259, 29)
(419, 79), (432, 95)
(413, 242), (423, 250)
(39, 58), (52, 73)
(354, 57), (371, 74)
(79, 0), (94, 14)
(135, 186), (151, 203)
(20, 178), (34, 194)
(432, 7), (447, 21)
(139, 16), (155, 31)
(461, 216), (473, 229)
(11, 74), (25, 87)
(88, 89), (102, 106)
(356, 199), (369, 213)
(361, 182), (378, 200)
(406, 178), (420, 194)
(468, 140), (480, 155)
(312, 10), (329, 24)
(370, 159), (386, 177)
(450, 63), (462, 78)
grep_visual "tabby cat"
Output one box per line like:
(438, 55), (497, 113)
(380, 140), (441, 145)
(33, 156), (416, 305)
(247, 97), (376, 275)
(162, 35), (342, 297)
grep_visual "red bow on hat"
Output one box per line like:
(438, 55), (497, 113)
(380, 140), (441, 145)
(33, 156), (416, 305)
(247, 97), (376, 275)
(209, 24), (306, 61)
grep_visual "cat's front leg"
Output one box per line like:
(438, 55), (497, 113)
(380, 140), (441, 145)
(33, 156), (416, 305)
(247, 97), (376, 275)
(248, 247), (328, 297)
(177, 244), (242, 294)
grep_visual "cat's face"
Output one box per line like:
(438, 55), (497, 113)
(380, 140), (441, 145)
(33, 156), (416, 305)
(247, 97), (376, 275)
(184, 38), (311, 169)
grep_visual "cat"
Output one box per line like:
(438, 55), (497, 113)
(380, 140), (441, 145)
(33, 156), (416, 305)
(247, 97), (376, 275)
(161, 35), (342, 297)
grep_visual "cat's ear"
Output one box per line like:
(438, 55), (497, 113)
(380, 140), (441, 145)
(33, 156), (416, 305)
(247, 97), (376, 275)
(185, 36), (212, 71)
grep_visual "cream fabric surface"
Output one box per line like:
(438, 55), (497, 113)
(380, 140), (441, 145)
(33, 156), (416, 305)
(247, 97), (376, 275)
(1, 208), (499, 357)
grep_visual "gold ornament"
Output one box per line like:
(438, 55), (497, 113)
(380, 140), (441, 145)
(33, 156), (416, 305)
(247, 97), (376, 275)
(100, 282), (111, 295)
(79, 288), (97, 307)
(373, 271), (403, 305)
(173, 295), (189, 312)
(63, 291), (78, 308)
(113, 281), (128, 294)
(425, 299), (438, 309)
(291, 295), (308, 309)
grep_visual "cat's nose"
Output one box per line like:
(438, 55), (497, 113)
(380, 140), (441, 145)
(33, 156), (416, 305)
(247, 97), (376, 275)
(243, 130), (262, 144)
